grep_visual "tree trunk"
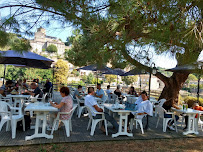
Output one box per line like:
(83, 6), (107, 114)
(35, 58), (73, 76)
(120, 47), (191, 103)
(158, 72), (190, 102)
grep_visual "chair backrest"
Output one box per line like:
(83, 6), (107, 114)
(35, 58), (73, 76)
(110, 94), (118, 104)
(156, 106), (166, 119)
(84, 106), (93, 119)
(76, 96), (82, 107)
(158, 99), (166, 106)
(70, 105), (78, 119)
(42, 93), (47, 103)
(0, 101), (10, 118)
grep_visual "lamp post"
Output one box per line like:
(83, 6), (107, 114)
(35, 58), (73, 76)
(197, 63), (202, 102)
(145, 62), (157, 130)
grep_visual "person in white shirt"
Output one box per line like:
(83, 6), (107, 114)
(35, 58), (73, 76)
(95, 83), (106, 102)
(134, 95), (143, 109)
(127, 91), (153, 128)
(85, 87), (119, 132)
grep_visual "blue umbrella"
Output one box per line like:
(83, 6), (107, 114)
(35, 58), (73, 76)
(102, 68), (125, 76)
(121, 68), (148, 76)
(102, 68), (125, 84)
(0, 50), (54, 84)
(78, 64), (114, 72)
(78, 64), (116, 83)
(0, 50), (54, 69)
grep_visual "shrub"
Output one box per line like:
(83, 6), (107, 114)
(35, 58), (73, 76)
(46, 44), (58, 53)
(183, 96), (203, 108)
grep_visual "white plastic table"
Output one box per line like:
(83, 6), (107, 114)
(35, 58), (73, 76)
(7, 94), (31, 106)
(172, 108), (203, 135)
(103, 103), (135, 138)
(7, 94), (31, 98)
(24, 102), (58, 140)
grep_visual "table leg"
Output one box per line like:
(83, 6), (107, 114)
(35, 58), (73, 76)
(25, 112), (53, 140)
(112, 112), (133, 138)
(183, 113), (199, 135)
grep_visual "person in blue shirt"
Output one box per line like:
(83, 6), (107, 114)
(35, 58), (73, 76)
(95, 83), (106, 101)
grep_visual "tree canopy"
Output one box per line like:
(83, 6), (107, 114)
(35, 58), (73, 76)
(46, 44), (58, 53)
(122, 76), (138, 86)
(54, 59), (69, 84)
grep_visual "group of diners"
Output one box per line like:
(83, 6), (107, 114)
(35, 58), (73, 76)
(0, 78), (52, 99)
(1, 81), (203, 137)
(50, 84), (203, 133)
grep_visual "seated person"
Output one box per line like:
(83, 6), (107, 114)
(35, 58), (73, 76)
(184, 102), (203, 130)
(22, 79), (29, 89)
(128, 86), (138, 97)
(43, 79), (52, 93)
(128, 91), (153, 128)
(95, 83), (106, 102)
(4, 80), (15, 95)
(106, 85), (112, 101)
(26, 82), (43, 98)
(0, 88), (5, 97)
(114, 85), (122, 97)
(162, 99), (180, 131)
(15, 79), (22, 88)
(49, 87), (73, 127)
(73, 85), (84, 106)
(85, 87), (119, 132)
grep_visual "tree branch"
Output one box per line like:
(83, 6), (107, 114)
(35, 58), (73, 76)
(120, 45), (170, 86)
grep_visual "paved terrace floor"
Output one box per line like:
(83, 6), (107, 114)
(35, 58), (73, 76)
(0, 112), (203, 147)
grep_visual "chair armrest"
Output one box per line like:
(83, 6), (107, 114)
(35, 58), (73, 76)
(57, 111), (72, 115)
(165, 112), (175, 115)
(0, 111), (11, 115)
(93, 112), (104, 115)
(10, 107), (21, 110)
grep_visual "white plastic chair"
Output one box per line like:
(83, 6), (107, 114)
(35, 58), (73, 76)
(76, 97), (86, 118)
(70, 94), (77, 104)
(129, 114), (147, 134)
(156, 106), (177, 132)
(110, 94), (118, 104)
(51, 105), (77, 137)
(0, 101), (25, 139)
(85, 106), (108, 136)
(47, 87), (52, 99)
(154, 99), (166, 117)
(0, 95), (12, 104)
(37, 93), (47, 103)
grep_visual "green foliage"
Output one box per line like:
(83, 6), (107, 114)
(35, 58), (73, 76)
(0, 32), (31, 51)
(185, 74), (198, 85)
(71, 69), (80, 77)
(0, 64), (53, 81)
(6, 65), (27, 80)
(122, 76), (138, 85)
(105, 75), (117, 84)
(81, 73), (103, 84)
(68, 80), (85, 86)
(184, 96), (203, 108)
(46, 44), (58, 53)
(54, 59), (69, 84)
(86, 73), (94, 84)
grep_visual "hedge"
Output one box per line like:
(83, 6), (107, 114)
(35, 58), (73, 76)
(183, 96), (203, 108)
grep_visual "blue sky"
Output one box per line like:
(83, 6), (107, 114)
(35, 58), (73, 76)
(0, 1), (202, 69)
